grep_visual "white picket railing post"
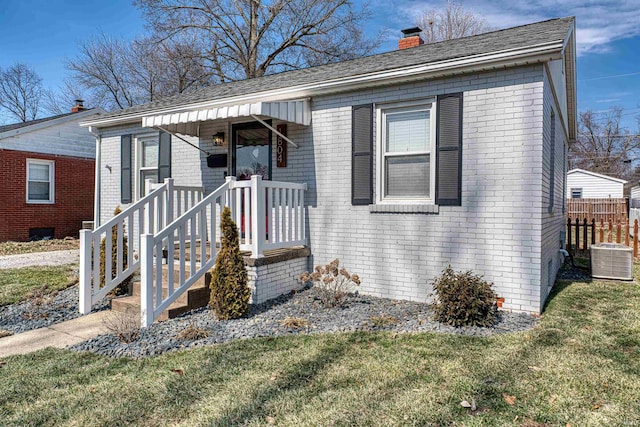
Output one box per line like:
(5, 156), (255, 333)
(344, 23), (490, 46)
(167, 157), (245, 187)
(251, 175), (265, 258)
(140, 233), (155, 328)
(79, 229), (93, 314)
(165, 178), (174, 226)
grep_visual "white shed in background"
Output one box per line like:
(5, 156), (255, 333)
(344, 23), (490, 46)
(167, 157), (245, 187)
(566, 169), (627, 199)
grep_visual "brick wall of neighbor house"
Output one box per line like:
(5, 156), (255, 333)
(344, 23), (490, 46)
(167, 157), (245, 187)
(0, 149), (95, 242)
(98, 64), (554, 312)
(540, 69), (569, 310)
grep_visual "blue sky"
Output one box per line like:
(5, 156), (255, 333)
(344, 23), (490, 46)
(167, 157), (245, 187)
(1, 0), (639, 129)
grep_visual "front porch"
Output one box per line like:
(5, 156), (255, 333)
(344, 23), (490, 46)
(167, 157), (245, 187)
(79, 176), (309, 326)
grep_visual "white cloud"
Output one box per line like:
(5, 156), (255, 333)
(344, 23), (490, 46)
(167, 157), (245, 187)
(394, 0), (640, 55)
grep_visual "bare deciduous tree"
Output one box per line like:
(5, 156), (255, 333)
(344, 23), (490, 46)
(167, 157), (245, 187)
(569, 107), (640, 180)
(0, 63), (43, 122)
(417, 1), (492, 44)
(67, 33), (213, 111)
(134, 0), (380, 82)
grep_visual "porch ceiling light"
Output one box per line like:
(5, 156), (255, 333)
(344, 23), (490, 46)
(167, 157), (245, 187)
(212, 132), (225, 146)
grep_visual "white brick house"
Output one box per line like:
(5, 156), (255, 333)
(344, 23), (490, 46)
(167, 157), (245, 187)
(78, 17), (576, 324)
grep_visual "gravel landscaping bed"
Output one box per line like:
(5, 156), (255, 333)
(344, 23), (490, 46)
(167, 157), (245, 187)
(0, 285), (109, 334)
(71, 287), (539, 358)
(556, 261), (592, 281)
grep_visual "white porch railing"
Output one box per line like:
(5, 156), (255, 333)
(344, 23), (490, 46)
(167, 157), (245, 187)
(78, 178), (203, 314)
(81, 175), (307, 327)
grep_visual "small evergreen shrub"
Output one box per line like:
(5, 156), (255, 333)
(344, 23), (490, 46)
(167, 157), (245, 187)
(299, 259), (361, 308)
(99, 206), (131, 296)
(432, 266), (497, 327)
(209, 206), (251, 320)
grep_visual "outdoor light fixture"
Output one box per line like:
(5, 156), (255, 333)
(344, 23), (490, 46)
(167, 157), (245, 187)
(212, 132), (225, 146)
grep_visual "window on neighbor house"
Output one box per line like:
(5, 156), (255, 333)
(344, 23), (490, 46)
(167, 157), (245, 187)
(26, 159), (54, 203)
(571, 188), (582, 199)
(137, 135), (159, 198)
(378, 101), (436, 202)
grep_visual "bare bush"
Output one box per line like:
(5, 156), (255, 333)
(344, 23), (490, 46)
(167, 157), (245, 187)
(176, 323), (209, 340)
(299, 259), (360, 308)
(103, 310), (140, 343)
(279, 317), (310, 329)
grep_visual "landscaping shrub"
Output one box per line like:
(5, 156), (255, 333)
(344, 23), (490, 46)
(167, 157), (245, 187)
(432, 266), (497, 327)
(299, 259), (361, 308)
(209, 206), (251, 320)
(103, 310), (139, 343)
(99, 206), (131, 296)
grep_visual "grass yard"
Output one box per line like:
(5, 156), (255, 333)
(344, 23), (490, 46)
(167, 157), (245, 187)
(1, 274), (639, 425)
(0, 239), (79, 256)
(0, 265), (78, 306)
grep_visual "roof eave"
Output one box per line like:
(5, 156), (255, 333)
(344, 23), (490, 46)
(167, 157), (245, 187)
(81, 41), (565, 129)
(0, 108), (106, 140)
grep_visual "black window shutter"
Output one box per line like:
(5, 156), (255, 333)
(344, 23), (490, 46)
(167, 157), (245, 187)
(352, 104), (373, 205)
(436, 93), (463, 206)
(120, 134), (132, 204)
(158, 131), (171, 183)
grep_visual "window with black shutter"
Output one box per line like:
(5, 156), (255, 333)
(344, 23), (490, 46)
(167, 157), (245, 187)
(435, 93), (463, 206)
(352, 104), (373, 205)
(121, 135), (132, 204)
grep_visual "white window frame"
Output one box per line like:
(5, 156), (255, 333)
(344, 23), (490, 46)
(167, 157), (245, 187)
(134, 133), (159, 200)
(26, 159), (55, 204)
(376, 99), (437, 204)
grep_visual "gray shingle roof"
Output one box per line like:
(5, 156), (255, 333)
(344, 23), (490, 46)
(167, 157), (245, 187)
(0, 112), (77, 133)
(96, 16), (574, 122)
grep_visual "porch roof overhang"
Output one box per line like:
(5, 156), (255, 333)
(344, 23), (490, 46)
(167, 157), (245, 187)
(140, 99), (311, 137)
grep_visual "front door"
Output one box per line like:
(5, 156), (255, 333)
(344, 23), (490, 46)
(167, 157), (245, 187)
(231, 121), (272, 180)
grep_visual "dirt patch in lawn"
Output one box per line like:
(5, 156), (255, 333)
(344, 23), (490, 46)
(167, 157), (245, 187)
(0, 238), (80, 256)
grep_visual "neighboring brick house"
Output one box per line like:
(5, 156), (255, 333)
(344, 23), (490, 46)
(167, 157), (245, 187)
(80, 17), (576, 317)
(0, 104), (104, 241)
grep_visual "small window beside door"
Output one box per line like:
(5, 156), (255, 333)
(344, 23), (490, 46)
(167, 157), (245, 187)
(139, 136), (159, 197)
(26, 159), (54, 204)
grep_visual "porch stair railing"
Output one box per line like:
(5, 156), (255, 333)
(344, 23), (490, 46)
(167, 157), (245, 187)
(80, 175), (307, 326)
(78, 178), (203, 314)
(139, 175), (308, 326)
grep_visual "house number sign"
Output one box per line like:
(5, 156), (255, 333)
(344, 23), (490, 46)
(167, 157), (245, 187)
(276, 124), (287, 167)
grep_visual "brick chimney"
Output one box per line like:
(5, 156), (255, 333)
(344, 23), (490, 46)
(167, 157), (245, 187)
(399, 27), (424, 50)
(71, 99), (86, 113)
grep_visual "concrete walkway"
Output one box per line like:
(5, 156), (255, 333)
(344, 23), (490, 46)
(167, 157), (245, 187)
(0, 311), (111, 358)
(0, 249), (79, 269)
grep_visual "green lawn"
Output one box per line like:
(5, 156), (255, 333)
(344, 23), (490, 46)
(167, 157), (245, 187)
(1, 275), (639, 426)
(0, 265), (78, 306)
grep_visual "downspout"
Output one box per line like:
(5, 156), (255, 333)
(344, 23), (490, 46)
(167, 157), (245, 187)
(88, 126), (101, 228)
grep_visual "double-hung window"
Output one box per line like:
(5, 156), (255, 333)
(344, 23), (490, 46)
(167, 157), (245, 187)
(137, 135), (159, 198)
(377, 100), (436, 203)
(26, 159), (54, 204)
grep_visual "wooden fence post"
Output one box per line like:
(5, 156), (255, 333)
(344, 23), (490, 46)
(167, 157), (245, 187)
(599, 218), (604, 243)
(567, 217), (572, 255)
(608, 219), (613, 243)
(616, 220), (622, 243)
(626, 221), (630, 247)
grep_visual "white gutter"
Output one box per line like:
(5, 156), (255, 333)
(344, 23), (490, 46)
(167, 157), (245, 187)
(88, 126), (101, 228)
(81, 40), (565, 129)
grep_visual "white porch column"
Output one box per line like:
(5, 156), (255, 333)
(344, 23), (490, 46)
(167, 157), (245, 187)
(250, 175), (265, 258)
(79, 229), (93, 314)
(140, 234), (155, 327)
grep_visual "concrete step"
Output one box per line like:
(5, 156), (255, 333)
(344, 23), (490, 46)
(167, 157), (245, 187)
(112, 264), (212, 322)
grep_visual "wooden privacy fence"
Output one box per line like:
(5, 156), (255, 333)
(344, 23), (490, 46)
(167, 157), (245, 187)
(566, 217), (638, 258)
(566, 198), (628, 223)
